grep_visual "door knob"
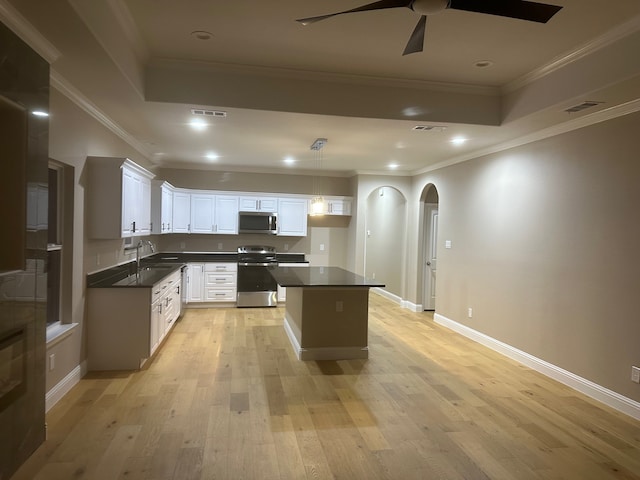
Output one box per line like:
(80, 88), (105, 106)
(426, 261), (431, 266)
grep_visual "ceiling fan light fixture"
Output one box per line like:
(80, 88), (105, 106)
(411, 0), (450, 15)
(474, 60), (494, 68)
(191, 30), (213, 41)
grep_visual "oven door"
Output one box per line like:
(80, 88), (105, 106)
(236, 263), (278, 307)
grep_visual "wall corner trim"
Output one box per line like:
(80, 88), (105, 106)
(434, 313), (640, 421)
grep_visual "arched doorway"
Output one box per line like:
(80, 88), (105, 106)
(364, 186), (407, 299)
(422, 184), (439, 311)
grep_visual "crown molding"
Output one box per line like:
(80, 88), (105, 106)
(50, 70), (152, 160)
(504, 14), (640, 94)
(412, 97), (640, 176)
(150, 57), (500, 97)
(0, 0), (60, 63)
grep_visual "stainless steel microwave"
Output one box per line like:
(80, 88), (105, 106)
(238, 211), (278, 235)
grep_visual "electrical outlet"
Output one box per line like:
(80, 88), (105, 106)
(96, 253), (100, 266)
(468, 308), (473, 318)
(49, 353), (55, 371)
(319, 244), (325, 251)
(217, 242), (223, 250)
(284, 244), (289, 251)
(180, 242), (186, 249)
(632, 366), (640, 384)
(336, 301), (343, 312)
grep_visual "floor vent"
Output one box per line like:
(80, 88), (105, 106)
(564, 101), (603, 114)
(191, 109), (227, 118)
(412, 125), (447, 132)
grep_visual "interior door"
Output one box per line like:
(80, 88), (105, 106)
(423, 205), (438, 310)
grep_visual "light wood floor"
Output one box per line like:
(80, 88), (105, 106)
(12, 294), (640, 480)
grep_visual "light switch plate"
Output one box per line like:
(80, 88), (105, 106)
(632, 366), (640, 384)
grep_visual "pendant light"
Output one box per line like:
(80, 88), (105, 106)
(310, 137), (327, 216)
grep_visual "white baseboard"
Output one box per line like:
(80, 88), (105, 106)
(371, 288), (423, 312)
(45, 361), (87, 412)
(402, 300), (423, 312)
(371, 287), (400, 304)
(434, 313), (640, 421)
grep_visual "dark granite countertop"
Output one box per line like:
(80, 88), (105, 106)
(87, 263), (183, 288)
(270, 266), (384, 288)
(144, 252), (307, 264)
(87, 251), (308, 288)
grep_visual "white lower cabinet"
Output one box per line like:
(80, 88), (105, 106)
(87, 269), (181, 370)
(187, 262), (237, 304)
(187, 263), (205, 302)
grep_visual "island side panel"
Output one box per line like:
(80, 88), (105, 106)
(300, 287), (369, 348)
(87, 288), (151, 370)
(284, 287), (304, 352)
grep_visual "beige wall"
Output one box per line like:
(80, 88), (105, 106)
(364, 186), (407, 296)
(409, 111), (640, 402)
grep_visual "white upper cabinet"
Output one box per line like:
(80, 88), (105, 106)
(190, 192), (216, 233)
(239, 196), (278, 212)
(308, 196), (352, 216)
(151, 181), (174, 234)
(187, 192), (239, 234)
(326, 198), (351, 215)
(87, 157), (155, 239)
(278, 197), (308, 236)
(172, 189), (191, 233)
(215, 195), (239, 234)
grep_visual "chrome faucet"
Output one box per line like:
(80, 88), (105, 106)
(125, 239), (156, 272)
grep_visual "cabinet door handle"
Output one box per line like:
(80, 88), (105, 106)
(132, 221), (136, 232)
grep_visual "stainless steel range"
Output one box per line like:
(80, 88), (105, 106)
(236, 245), (278, 307)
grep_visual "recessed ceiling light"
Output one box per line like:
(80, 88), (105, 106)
(388, 163), (399, 170)
(191, 30), (213, 41)
(474, 60), (494, 68)
(31, 110), (48, 117)
(283, 157), (296, 165)
(451, 136), (467, 146)
(189, 118), (208, 131)
(205, 152), (219, 160)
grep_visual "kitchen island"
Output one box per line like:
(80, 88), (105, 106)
(269, 266), (384, 361)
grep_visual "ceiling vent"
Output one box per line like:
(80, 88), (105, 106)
(191, 108), (227, 118)
(412, 125), (447, 132)
(564, 101), (604, 114)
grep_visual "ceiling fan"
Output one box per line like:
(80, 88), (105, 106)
(296, 0), (563, 56)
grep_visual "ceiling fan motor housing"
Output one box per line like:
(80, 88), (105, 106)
(411, 0), (450, 15)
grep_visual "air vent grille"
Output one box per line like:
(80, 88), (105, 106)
(564, 101), (603, 114)
(412, 125), (447, 132)
(191, 109), (227, 117)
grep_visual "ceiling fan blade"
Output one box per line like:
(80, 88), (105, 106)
(296, 0), (411, 25)
(402, 15), (427, 56)
(448, 0), (562, 23)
